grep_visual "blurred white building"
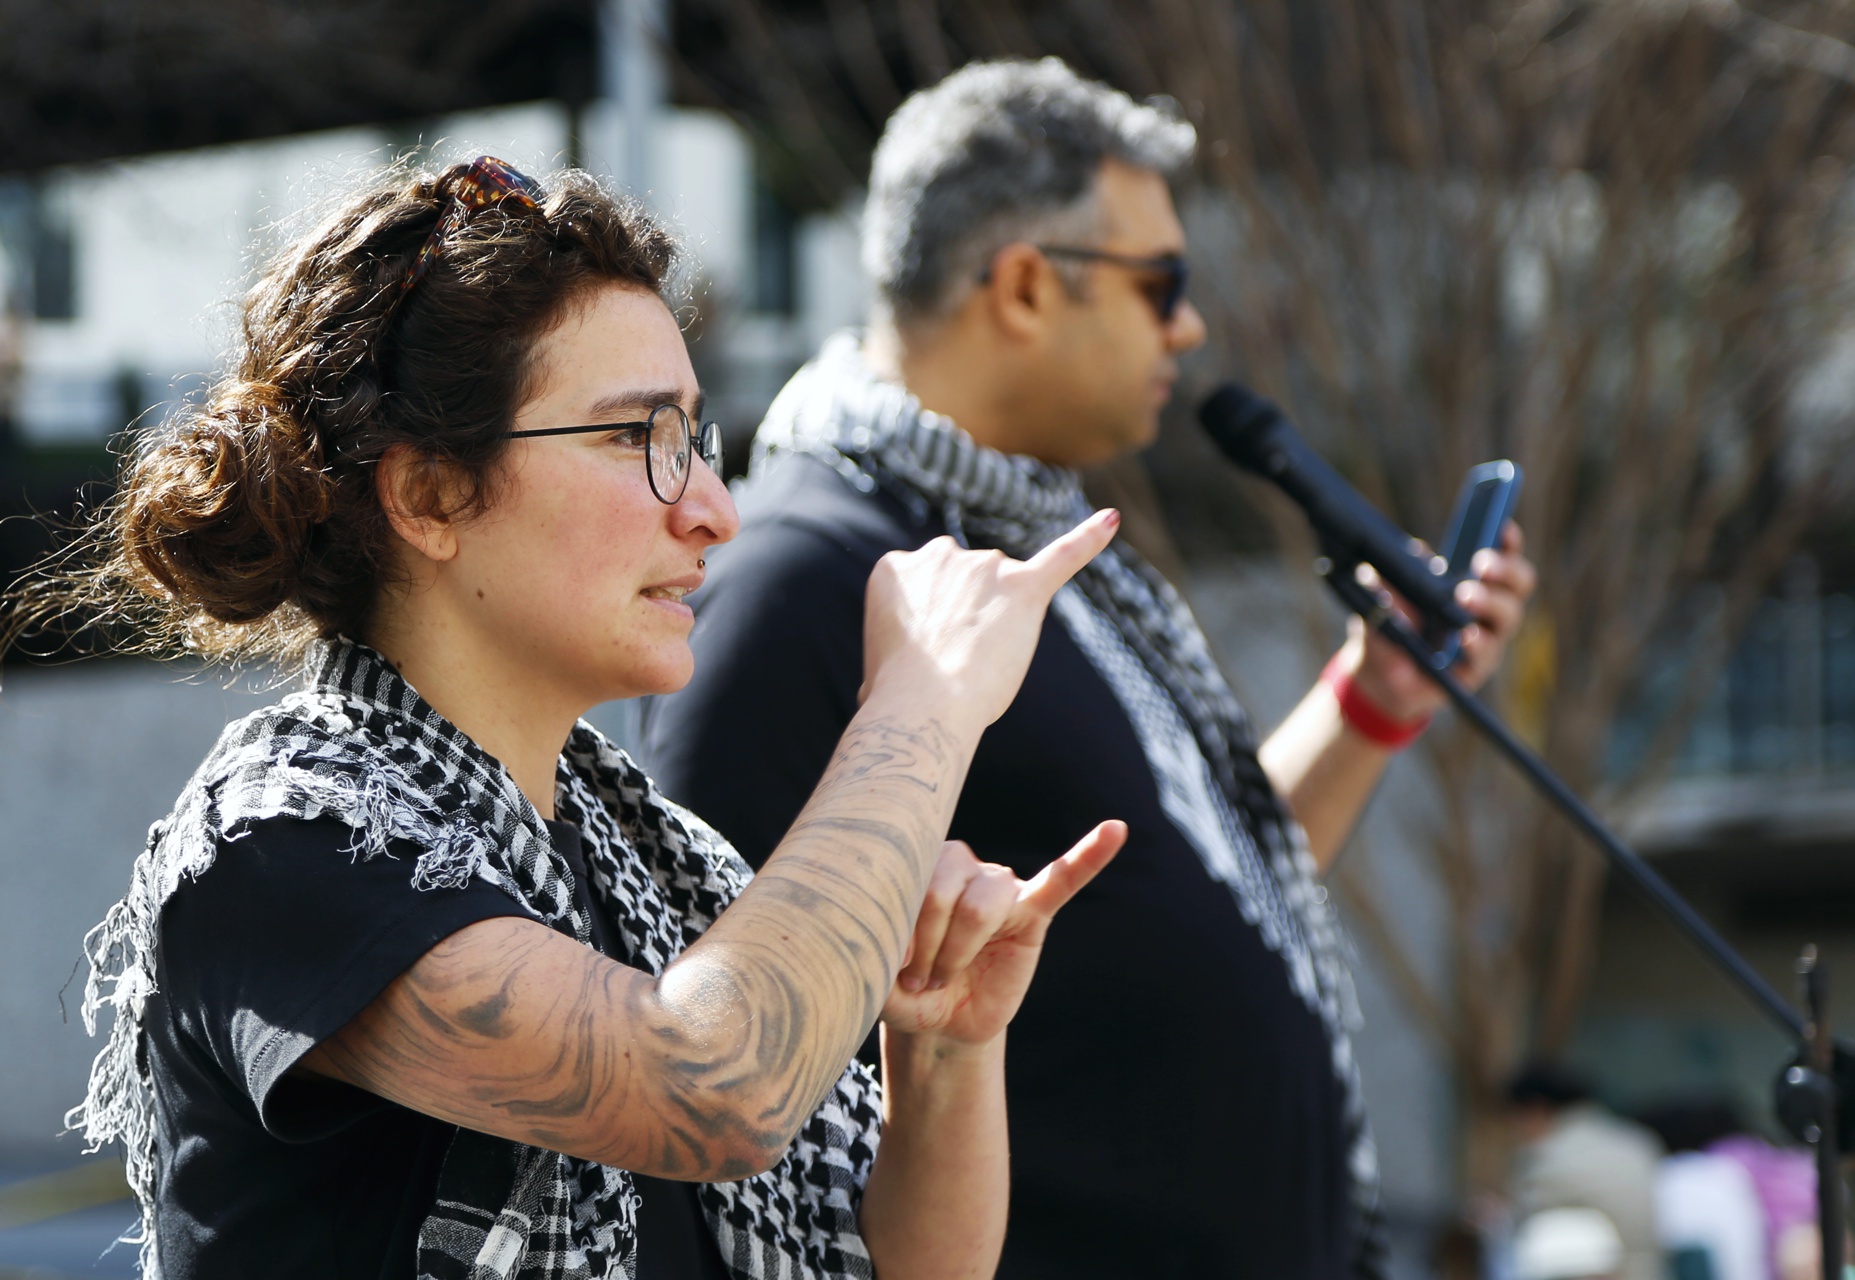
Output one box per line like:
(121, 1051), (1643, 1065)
(0, 97), (867, 451)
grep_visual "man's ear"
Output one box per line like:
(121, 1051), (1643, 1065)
(980, 242), (1064, 342)
(376, 444), (462, 563)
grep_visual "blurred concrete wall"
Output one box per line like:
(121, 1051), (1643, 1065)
(0, 661), (639, 1163)
(0, 662), (275, 1160)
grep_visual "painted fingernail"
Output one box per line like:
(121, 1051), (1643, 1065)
(1103, 509), (1122, 528)
(927, 978), (946, 991)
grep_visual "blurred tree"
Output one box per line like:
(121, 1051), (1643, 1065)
(671, 0), (1855, 1194)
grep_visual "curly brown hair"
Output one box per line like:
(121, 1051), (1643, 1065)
(5, 159), (677, 668)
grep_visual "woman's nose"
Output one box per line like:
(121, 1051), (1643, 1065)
(674, 453), (740, 545)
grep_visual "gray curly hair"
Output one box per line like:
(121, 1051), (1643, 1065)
(862, 57), (1197, 324)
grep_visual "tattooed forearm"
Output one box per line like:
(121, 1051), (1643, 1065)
(656, 707), (974, 1144)
(301, 703), (978, 1181)
(813, 712), (961, 788)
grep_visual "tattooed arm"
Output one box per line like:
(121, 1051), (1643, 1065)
(305, 706), (968, 1178)
(302, 511), (1121, 1181)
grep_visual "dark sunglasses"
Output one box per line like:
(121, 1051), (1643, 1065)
(1035, 244), (1191, 323)
(508, 403), (723, 506)
(400, 155), (544, 295)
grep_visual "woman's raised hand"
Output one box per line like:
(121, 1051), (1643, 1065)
(860, 509), (1120, 733)
(880, 821), (1127, 1046)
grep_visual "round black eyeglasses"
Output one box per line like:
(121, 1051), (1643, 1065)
(508, 404), (723, 505)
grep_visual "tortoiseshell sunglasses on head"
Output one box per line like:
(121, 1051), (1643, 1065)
(400, 155), (545, 295)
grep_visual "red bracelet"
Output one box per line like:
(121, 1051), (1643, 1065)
(1320, 653), (1431, 750)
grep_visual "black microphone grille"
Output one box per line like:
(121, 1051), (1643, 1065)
(1197, 383), (1286, 472)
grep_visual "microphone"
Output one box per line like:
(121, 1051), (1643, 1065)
(1198, 382), (1472, 633)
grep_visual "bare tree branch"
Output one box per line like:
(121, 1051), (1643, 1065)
(676, 0), (1855, 1203)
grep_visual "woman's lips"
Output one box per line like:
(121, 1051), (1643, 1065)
(639, 578), (698, 621)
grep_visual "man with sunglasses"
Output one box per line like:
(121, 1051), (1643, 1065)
(646, 58), (1533, 1280)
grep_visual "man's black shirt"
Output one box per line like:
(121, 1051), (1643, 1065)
(644, 451), (1360, 1278)
(146, 815), (728, 1279)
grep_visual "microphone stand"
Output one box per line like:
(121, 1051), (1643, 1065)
(1317, 550), (1847, 1279)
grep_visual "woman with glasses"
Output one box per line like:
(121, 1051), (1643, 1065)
(10, 158), (1125, 1280)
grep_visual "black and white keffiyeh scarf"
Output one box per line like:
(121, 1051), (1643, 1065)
(755, 332), (1388, 1278)
(70, 639), (882, 1280)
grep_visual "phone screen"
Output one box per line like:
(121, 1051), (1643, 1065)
(1426, 461), (1522, 668)
(1446, 482), (1503, 575)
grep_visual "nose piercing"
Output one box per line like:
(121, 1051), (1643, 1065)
(697, 558), (706, 569)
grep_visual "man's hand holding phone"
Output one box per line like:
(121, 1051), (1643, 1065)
(1337, 467), (1539, 727)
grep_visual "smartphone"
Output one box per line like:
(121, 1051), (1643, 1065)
(1425, 460), (1524, 668)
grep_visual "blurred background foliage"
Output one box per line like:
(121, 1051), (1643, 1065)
(668, 0), (1855, 1188)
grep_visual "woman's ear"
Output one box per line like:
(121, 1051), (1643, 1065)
(376, 445), (461, 563)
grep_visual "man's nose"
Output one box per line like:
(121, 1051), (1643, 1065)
(1167, 298), (1208, 354)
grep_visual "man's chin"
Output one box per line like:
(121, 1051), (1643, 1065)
(1120, 413), (1163, 457)
(1035, 407), (1161, 467)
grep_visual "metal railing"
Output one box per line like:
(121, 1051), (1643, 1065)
(1672, 568), (1855, 777)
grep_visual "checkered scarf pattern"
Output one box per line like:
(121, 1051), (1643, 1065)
(69, 638), (882, 1280)
(755, 332), (1387, 1278)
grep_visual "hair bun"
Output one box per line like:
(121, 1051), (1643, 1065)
(121, 392), (335, 625)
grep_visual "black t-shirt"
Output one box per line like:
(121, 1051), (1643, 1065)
(544, 825), (729, 1280)
(643, 451), (1361, 1279)
(147, 814), (728, 1280)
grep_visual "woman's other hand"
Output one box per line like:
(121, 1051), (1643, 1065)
(860, 509), (1120, 732)
(880, 820), (1127, 1046)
